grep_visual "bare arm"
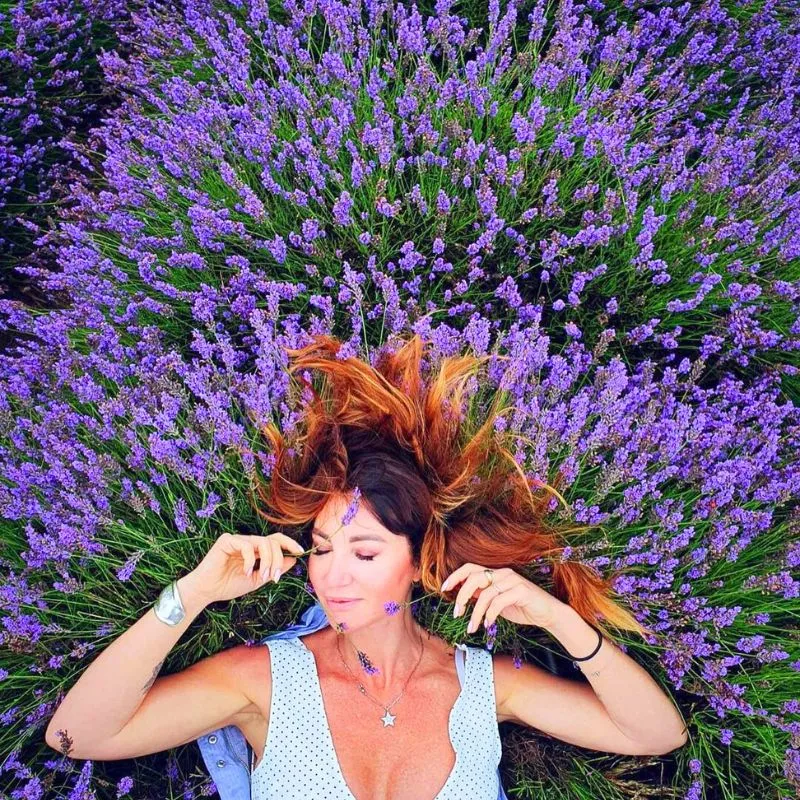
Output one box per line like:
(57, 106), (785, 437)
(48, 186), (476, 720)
(539, 602), (687, 753)
(44, 574), (211, 756)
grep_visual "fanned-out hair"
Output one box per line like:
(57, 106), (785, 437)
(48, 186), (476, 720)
(248, 333), (653, 641)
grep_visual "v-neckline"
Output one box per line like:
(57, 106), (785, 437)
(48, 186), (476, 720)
(295, 635), (469, 800)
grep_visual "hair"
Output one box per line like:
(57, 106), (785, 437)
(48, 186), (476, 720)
(245, 333), (654, 642)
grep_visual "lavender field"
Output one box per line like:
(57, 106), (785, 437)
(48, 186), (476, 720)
(1, 0), (799, 798)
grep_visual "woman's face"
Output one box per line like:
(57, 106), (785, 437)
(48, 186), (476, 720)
(308, 492), (421, 626)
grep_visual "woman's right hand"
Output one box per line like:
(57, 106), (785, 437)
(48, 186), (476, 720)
(182, 532), (306, 605)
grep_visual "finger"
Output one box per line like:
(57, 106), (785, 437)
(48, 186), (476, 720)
(441, 563), (471, 594)
(278, 533), (305, 558)
(466, 581), (502, 634)
(453, 566), (484, 618)
(482, 583), (526, 630)
(257, 537), (272, 583)
(271, 540), (286, 582)
(274, 535), (304, 580)
(459, 567), (512, 609)
(242, 537), (257, 577)
(222, 533), (245, 566)
(218, 531), (237, 552)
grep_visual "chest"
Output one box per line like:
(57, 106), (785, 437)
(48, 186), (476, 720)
(247, 657), (466, 800)
(319, 673), (462, 800)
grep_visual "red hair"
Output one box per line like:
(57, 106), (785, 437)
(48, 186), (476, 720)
(246, 333), (653, 641)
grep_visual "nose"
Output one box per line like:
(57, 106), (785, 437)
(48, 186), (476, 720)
(311, 549), (357, 588)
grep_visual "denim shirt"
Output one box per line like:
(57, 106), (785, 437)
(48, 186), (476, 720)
(196, 602), (508, 799)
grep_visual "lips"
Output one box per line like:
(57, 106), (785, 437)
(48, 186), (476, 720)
(328, 598), (361, 605)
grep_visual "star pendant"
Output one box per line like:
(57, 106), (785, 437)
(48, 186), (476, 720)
(381, 709), (396, 727)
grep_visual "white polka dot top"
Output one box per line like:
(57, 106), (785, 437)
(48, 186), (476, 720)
(250, 635), (503, 799)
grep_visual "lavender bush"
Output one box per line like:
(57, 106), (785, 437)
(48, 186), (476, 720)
(1, 0), (799, 798)
(0, 0), (142, 316)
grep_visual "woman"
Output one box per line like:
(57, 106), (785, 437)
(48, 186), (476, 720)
(45, 334), (688, 799)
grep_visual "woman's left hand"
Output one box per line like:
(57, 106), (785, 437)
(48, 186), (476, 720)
(440, 564), (565, 634)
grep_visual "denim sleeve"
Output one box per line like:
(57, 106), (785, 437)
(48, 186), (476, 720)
(497, 766), (509, 799)
(198, 722), (252, 800)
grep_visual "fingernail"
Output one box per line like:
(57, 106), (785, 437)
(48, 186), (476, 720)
(273, 567), (281, 582)
(440, 578), (449, 591)
(453, 604), (461, 618)
(466, 621), (475, 634)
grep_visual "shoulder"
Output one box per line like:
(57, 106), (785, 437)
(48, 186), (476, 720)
(489, 651), (564, 725)
(488, 651), (523, 724)
(231, 637), (315, 728)
(229, 642), (275, 724)
(455, 644), (517, 724)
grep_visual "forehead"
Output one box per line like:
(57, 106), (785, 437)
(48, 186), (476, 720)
(312, 493), (391, 544)
(311, 526), (386, 543)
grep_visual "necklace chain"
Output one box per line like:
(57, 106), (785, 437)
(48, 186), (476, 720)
(335, 627), (425, 728)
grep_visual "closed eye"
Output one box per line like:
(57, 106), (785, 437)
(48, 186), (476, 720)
(312, 550), (376, 561)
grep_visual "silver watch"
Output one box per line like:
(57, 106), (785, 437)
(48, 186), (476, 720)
(153, 579), (187, 626)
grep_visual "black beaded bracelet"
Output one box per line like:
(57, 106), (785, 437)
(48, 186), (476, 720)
(567, 622), (604, 670)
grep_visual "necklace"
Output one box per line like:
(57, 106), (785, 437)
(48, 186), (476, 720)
(335, 627), (425, 728)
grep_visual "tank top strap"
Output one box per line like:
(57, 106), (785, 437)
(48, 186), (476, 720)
(255, 638), (348, 788)
(455, 642), (467, 685)
(451, 644), (502, 766)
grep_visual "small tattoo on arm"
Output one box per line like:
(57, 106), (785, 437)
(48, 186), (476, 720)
(142, 658), (165, 693)
(586, 668), (604, 678)
(56, 728), (74, 757)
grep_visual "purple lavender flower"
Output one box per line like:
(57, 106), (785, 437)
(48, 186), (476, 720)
(384, 601), (402, 616)
(332, 191), (354, 227)
(341, 486), (361, 526)
(485, 621), (498, 651)
(356, 648), (380, 676)
(115, 550), (144, 583)
(196, 492), (221, 518)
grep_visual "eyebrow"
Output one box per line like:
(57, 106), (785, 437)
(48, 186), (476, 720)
(311, 526), (386, 543)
